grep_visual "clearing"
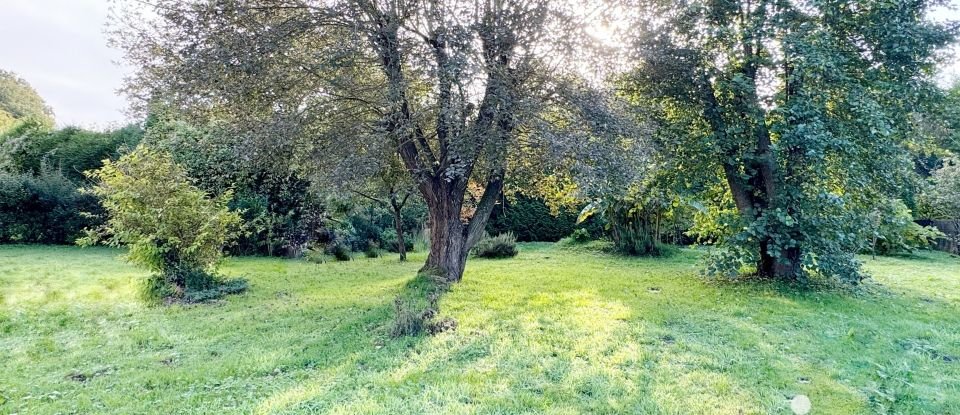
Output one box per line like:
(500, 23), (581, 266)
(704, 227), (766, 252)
(1, 244), (958, 414)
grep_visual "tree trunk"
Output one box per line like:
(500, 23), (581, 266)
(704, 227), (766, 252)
(418, 177), (503, 283)
(420, 186), (468, 282)
(774, 246), (801, 281)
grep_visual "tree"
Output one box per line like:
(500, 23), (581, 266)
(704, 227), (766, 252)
(111, 0), (625, 283)
(338, 156), (418, 261)
(82, 145), (242, 299)
(0, 124), (143, 182)
(0, 70), (54, 133)
(920, 158), (960, 219)
(627, 0), (954, 282)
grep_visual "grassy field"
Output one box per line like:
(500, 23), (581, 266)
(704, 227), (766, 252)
(1, 244), (959, 414)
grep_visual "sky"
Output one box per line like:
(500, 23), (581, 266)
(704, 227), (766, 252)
(1, 0), (960, 130)
(0, 0), (130, 130)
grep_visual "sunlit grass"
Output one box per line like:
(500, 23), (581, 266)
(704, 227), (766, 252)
(1, 244), (959, 413)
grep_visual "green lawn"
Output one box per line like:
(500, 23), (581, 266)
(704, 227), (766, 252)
(1, 244), (959, 414)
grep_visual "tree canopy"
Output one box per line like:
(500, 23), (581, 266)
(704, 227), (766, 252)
(111, 0), (646, 282)
(0, 70), (54, 133)
(625, 0), (955, 282)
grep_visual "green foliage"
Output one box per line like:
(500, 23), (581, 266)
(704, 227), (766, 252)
(607, 202), (662, 256)
(0, 124), (143, 182)
(486, 194), (585, 242)
(579, 192), (677, 257)
(0, 167), (101, 244)
(326, 242), (352, 262)
(868, 200), (944, 256)
(919, 158), (960, 220)
(568, 228), (592, 244)
(363, 242), (381, 258)
(0, 70), (54, 133)
(145, 115), (325, 257)
(627, 0), (953, 283)
(472, 232), (519, 259)
(380, 228), (414, 253)
(81, 145), (242, 298)
(303, 244), (331, 263)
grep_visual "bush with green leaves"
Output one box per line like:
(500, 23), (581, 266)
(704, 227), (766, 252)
(919, 158), (960, 220)
(579, 195), (672, 257)
(472, 232), (519, 259)
(80, 145), (243, 301)
(381, 228), (414, 253)
(486, 194), (582, 242)
(867, 200), (944, 256)
(568, 228), (592, 243)
(0, 166), (101, 244)
(326, 241), (353, 261)
(0, 124), (143, 182)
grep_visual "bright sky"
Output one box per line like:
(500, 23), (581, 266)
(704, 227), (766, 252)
(1, 0), (959, 130)
(0, 0), (130, 130)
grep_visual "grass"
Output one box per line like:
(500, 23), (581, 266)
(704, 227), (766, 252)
(1, 243), (959, 414)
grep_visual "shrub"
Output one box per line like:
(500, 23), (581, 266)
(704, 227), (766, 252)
(868, 200), (945, 256)
(326, 241), (352, 261)
(304, 244), (330, 263)
(364, 241), (381, 258)
(80, 145), (244, 301)
(569, 228), (592, 243)
(0, 167), (101, 244)
(381, 228), (414, 253)
(0, 124), (143, 182)
(486, 194), (604, 242)
(580, 197), (671, 257)
(472, 232), (519, 258)
(919, 158), (960, 220)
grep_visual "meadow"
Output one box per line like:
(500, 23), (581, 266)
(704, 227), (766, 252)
(1, 243), (958, 414)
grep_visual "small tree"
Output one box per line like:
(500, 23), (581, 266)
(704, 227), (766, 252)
(81, 145), (243, 300)
(920, 158), (960, 220)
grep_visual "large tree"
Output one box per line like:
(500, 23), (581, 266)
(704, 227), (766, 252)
(627, 0), (955, 282)
(112, 0), (630, 282)
(0, 70), (55, 133)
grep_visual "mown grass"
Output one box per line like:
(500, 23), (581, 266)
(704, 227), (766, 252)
(1, 243), (958, 414)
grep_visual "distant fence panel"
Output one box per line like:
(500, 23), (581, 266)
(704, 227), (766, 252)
(916, 219), (960, 254)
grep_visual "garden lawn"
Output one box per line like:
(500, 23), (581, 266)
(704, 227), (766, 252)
(1, 244), (959, 414)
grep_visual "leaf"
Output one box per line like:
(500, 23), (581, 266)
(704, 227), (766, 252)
(577, 200), (602, 224)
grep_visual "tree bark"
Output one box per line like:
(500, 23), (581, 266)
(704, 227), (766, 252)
(420, 180), (468, 282)
(419, 177), (503, 283)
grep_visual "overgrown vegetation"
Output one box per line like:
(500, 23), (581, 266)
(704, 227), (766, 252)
(471, 232), (519, 259)
(0, 167), (101, 244)
(485, 194), (599, 242)
(80, 145), (244, 302)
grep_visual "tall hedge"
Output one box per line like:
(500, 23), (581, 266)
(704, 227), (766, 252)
(0, 169), (101, 244)
(486, 194), (599, 242)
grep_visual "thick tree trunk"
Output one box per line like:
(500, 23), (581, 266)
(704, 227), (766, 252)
(418, 178), (503, 283)
(774, 246), (801, 280)
(420, 189), (468, 282)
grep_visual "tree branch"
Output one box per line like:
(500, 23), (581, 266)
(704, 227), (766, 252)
(465, 176), (505, 249)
